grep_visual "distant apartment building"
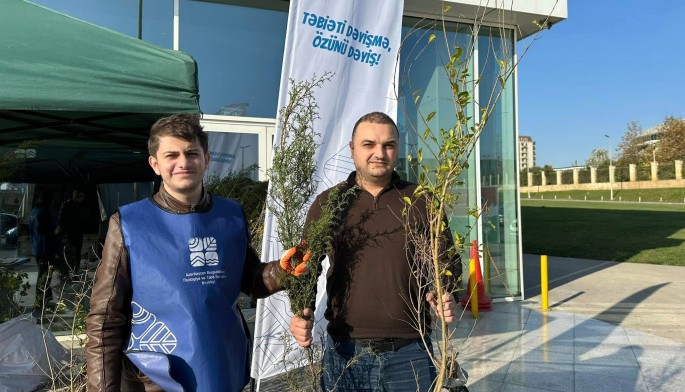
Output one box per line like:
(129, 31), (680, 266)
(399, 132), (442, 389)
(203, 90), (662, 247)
(519, 136), (535, 170)
(639, 125), (662, 147)
(638, 118), (685, 148)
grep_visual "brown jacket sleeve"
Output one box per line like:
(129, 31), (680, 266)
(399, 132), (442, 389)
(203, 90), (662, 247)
(85, 212), (132, 391)
(239, 203), (285, 298)
(240, 246), (285, 299)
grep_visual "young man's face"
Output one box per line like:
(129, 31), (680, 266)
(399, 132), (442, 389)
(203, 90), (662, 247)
(349, 121), (398, 186)
(148, 136), (209, 201)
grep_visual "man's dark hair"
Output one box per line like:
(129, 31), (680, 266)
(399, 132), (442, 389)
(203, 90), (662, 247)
(148, 114), (208, 156)
(351, 111), (399, 140)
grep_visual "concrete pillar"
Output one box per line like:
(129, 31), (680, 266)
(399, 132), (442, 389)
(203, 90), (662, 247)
(541, 171), (547, 186)
(590, 167), (597, 183)
(527, 171), (533, 187)
(556, 171), (562, 185)
(629, 164), (637, 182)
(573, 168), (579, 185)
(609, 165), (615, 184)
(651, 162), (658, 181)
(676, 160), (682, 180)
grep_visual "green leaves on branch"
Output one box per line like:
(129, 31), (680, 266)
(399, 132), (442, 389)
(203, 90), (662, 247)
(0, 266), (29, 322)
(267, 73), (355, 320)
(268, 73), (332, 249)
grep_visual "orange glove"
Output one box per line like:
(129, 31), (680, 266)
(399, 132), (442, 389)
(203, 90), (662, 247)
(280, 241), (311, 276)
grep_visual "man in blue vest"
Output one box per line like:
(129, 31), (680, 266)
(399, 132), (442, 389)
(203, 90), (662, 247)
(86, 114), (285, 391)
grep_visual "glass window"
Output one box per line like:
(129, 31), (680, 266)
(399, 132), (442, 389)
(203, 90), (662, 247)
(180, 1), (287, 118)
(478, 26), (520, 297)
(398, 17), (477, 284)
(31, 0), (172, 48)
(399, 18), (520, 298)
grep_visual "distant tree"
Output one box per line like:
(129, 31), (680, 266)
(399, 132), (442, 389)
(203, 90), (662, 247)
(542, 164), (554, 184)
(519, 164), (555, 185)
(655, 116), (685, 163)
(616, 120), (644, 166)
(585, 148), (608, 168)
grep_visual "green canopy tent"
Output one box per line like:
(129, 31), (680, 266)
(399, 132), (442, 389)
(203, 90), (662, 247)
(0, 0), (200, 184)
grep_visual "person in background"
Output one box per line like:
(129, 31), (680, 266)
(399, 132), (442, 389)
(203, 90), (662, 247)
(290, 111), (462, 391)
(30, 190), (59, 311)
(86, 114), (286, 392)
(55, 189), (86, 279)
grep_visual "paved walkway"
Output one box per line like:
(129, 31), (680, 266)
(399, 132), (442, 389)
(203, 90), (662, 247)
(453, 254), (685, 392)
(522, 254), (685, 344)
(452, 301), (684, 391)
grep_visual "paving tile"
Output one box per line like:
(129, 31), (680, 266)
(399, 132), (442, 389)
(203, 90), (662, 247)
(465, 379), (504, 392)
(632, 345), (685, 368)
(526, 309), (575, 323)
(466, 318), (527, 334)
(574, 362), (642, 380)
(504, 361), (574, 392)
(574, 344), (639, 367)
(517, 335), (575, 355)
(499, 382), (566, 392)
(637, 362), (685, 392)
(574, 367), (649, 392)
(511, 346), (575, 367)
(456, 334), (521, 360)
(624, 328), (683, 346)
(459, 358), (511, 384)
(460, 347), (518, 364)
(573, 328), (630, 345)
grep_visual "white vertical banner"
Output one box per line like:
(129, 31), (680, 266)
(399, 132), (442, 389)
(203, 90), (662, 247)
(251, 0), (404, 383)
(204, 132), (259, 180)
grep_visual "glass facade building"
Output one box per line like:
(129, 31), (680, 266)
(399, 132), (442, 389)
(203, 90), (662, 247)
(26, 0), (567, 298)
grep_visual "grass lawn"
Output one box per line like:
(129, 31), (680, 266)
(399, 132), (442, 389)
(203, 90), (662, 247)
(521, 199), (685, 266)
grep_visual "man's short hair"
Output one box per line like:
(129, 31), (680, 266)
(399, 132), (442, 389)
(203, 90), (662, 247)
(351, 111), (399, 141)
(148, 114), (208, 157)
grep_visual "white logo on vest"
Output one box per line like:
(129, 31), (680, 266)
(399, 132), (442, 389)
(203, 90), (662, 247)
(127, 301), (178, 354)
(189, 237), (219, 267)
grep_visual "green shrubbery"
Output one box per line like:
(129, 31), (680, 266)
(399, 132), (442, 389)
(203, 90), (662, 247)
(0, 266), (29, 322)
(205, 166), (268, 250)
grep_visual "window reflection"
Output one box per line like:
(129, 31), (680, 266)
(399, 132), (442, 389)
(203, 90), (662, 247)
(478, 27), (520, 297)
(399, 19), (520, 298)
(31, 0), (172, 48)
(398, 17), (476, 270)
(180, 1), (287, 117)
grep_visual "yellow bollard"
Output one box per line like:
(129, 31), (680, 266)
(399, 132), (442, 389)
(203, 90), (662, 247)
(541, 255), (549, 311)
(469, 256), (479, 318)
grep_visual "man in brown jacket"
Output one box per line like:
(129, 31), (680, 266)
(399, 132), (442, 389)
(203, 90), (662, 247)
(290, 112), (461, 391)
(86, 114), (284, 391)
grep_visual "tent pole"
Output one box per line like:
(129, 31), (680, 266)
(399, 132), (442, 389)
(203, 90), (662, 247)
(173, 0), (180, 50)
(137, 0), (143, 39)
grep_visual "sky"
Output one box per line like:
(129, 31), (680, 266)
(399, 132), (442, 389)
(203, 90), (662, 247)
(516, 1), (685, 168)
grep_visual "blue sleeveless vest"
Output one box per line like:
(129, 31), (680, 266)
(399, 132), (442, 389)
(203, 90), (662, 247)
(120, 197), (249, 392)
